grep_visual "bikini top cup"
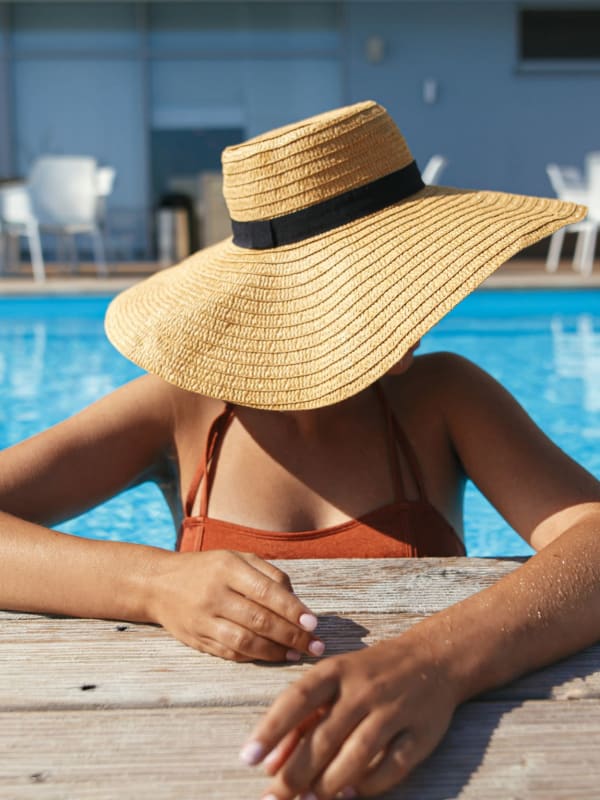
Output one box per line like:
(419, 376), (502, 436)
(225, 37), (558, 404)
(178, 384), (465, 558)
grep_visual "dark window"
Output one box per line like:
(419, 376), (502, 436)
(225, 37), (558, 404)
(520, 9), (600, 60)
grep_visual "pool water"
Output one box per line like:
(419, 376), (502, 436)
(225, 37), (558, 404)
(1, 290), (599, 557)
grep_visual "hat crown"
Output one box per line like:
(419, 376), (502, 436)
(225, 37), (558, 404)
(222, 101), (415, 222)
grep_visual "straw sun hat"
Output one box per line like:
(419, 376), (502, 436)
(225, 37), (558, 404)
(105, 100), (585, 410)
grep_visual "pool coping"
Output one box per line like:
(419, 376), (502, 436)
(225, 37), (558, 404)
(1, 268), (600, 295)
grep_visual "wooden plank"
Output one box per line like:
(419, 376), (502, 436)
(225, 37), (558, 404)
(1, 610), (599, 710)
(0, 701), (599, 799)
(279, 557), (524, 614)
(1, 558), (599, 710)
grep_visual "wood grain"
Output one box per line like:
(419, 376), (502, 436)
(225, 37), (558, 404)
(1, 610), (599, 711)
(0, 702), (599, 799)
(1, 557), (598, 798)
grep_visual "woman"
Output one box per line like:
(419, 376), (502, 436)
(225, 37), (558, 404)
(1, 101), (599, 799)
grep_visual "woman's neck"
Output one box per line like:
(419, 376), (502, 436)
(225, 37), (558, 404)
(234, 383), (378, 442)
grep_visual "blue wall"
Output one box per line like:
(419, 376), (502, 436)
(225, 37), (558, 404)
(346, 2), (600, 196)
(2, 1), (600, 256)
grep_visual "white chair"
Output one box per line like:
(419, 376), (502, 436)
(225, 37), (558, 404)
(28, 156), (108, 277)
(0, 183), (45, 282)
(545, 163), (597, 275)
(421, 155), (448, 185)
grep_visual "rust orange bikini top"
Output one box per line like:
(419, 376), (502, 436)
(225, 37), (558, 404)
(178, 385), (465, 558)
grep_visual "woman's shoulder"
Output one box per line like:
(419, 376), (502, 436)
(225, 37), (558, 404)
(384, 352), (503, 440)
(121, 375), (220, 422)
(388, 351), (487, 399)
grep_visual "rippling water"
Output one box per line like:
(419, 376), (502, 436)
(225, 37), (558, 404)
(1, 290), (599, 556)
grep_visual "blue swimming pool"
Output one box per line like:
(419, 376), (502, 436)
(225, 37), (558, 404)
(1, 289), (599, 557)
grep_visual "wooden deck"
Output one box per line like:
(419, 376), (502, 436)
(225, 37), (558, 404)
(2, 557), (600, 799)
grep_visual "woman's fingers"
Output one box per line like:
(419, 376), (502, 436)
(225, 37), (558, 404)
(240, 667), (339, 765)
(226, 553), (318, 633)
(264, 702), (372, 799)
(355, 730), (423, 796)
(241, 553), (294, 592)
(216, 593), (323, 658)
(188, 634), (253, 663)
(307, 714), (398, 799)
(207, 617), (311, 663)
(355, 708), (453, 796)
(262, 728), (303, 775)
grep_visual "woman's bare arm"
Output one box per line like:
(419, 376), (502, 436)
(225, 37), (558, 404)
(0, 374), (177, 621)
(0, 373), (175, 526)
(441, 352), (600, 550)
(426, 352), (600, 698)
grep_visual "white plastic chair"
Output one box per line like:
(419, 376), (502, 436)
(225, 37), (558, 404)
(28, 156), (108, 276)
(421, 155), (448, 185)
(545, 163), (596, 275)
(0, 183), (45, 281)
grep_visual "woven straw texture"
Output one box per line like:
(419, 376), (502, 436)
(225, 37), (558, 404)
(105, 101), (586, 410)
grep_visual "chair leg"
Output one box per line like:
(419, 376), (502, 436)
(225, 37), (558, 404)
(26, 223), (45, 282)
(573, 226), (591, 272)
(580, 226), (598, 276)
(91, 228), (108, 277)
(546, 228), (565, 272)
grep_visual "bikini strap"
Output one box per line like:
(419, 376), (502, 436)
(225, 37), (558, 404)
(373, 382), (427, 502)
(184, 403), (235, 517)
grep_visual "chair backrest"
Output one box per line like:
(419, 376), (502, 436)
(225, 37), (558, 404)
(28, 156), (98, 226)
(96, 166), (116, 198)
(0, 184), (34, 225)
(421, 155), (448, 185)
(546, 163), (588, 205)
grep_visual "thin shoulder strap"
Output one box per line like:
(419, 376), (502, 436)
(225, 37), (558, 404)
(184, 403), (235, 517)
(373, 382), (427, 501)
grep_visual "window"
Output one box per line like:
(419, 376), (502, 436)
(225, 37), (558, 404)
(520, 9), (600, 61)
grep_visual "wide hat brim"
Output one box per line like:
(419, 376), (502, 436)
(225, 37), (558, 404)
(105, 184), (584, 410)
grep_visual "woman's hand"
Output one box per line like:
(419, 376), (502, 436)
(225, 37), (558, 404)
(240, 630), (459, 798)
(148, 550), (325, 663)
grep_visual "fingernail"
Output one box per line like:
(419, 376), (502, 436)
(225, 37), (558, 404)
(339, 788), (358, 799)
(262, 795), (279, 800)
(299, 613), (318, 631)
(300, 793), (319, 800)
(308, 640), (325, 657)
(239, 740), (265, 766)
(286, 649), (302, 662)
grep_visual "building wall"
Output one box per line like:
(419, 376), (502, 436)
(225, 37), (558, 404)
(345, 2), (600, 195)
(1, 1), (599, 255)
